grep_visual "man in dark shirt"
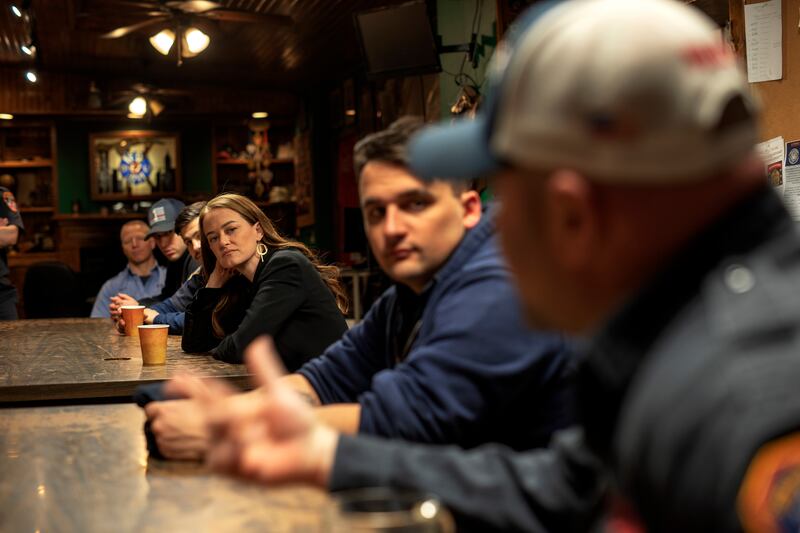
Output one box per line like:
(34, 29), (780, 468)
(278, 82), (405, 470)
(0, 187), (23, 320)
(143, 198), (197, 300)
(146, 117), (572, 460)
(175, 1), (800, 532)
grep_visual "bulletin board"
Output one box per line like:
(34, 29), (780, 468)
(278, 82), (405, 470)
(730, 0), (800, 141)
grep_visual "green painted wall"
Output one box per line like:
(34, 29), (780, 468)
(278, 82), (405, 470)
(436, 0), (498, 119)
(56, 120), (213, 214)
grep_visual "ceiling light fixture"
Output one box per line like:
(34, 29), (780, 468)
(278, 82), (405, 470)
(149, 29), (175, 56)
(25, 70), (37, 83)
(20, 44), (35, 56)
(10, 4), (22, 18)
(251, 112), (269, 119)
(0, 114), (13, 120)
(183, 27), (210, 56)
(128, 96), (147, 116)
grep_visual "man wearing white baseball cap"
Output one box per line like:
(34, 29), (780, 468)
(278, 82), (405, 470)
(169, 1), (800, 531)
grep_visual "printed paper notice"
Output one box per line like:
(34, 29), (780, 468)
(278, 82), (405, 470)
(783, 140), (800, 221)
(744, 0), (782, 83)
(756, 135), (784, 195)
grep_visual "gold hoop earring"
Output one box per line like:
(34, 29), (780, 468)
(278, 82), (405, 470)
(256, 242), (268, 262)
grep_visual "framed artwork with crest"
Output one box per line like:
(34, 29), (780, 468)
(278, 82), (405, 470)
(89, 130), (181, 200)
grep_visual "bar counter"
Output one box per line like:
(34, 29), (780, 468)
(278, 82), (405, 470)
(0, 318), (251, 403)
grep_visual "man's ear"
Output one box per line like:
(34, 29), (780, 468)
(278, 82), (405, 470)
(460, 190), (482, 230)
(543, 170), (600, 271)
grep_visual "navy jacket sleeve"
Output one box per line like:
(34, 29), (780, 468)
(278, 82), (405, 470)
(297, 293), (391, 403)
(153, 311), (185, 335)
(357, 270), (567, 446)
(330, 427), (606, 532)
(151, 271), (202, 315)
(150, 296), (179, 315)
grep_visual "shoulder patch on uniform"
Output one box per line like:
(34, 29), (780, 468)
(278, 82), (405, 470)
(2, 191), (17, 213)
(738, 432), (800, 533)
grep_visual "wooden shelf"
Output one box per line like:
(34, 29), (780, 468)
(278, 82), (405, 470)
(216, 158), (294, 166)
(53, 213), (146, 221)
(19, 207), (54, 213)
(0, 159), (53, 168)
(7, 250), (63, 267)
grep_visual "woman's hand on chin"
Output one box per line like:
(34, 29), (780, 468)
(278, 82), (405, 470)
(207, 262), (238, 288)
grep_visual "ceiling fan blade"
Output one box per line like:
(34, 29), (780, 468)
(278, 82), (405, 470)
(101, 16), (169, 38)
(95, 0), (164, 9)
(149, 99), (166, 117)
(166, 0), (221, 13)
(152, 88), (192, 96)
(203, 9), (292, 26)
(130, 83), (153, 94)
(108, 94), (137, 107)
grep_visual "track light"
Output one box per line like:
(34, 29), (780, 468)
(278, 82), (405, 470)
(25, 70), (37, 83)
(251, 112), (269, 119)
(10, 5), (22, 18)
(149, 29), (175, 55)
(20, 44), (35, 56)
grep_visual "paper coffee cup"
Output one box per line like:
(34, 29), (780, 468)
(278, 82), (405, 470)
(120, 305), (145, 337)
(138, 324), (169, 365)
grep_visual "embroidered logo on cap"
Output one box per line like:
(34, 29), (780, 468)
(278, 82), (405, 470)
(150, 206), (166, 224)
(2, 191), (17, 213)
(738, 432), (800, 533)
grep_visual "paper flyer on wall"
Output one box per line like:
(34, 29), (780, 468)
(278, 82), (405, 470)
(744, 0), (782, 83)
(755, 136), (784, 181)
(783, 140), (800, 221)
(754, 135), (788, 209)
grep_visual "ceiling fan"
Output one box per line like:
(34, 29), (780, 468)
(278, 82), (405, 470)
(99, 1), (293, 65)
(107, 82), (191, 118)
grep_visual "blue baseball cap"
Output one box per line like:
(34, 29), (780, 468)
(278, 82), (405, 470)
(409, 0), (757, 184)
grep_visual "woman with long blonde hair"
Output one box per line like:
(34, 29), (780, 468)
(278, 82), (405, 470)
(182, 193), (348, 370)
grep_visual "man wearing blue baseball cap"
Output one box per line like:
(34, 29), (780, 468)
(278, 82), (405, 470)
(161, 1), (800, 531)
(144, 198), (197, 297)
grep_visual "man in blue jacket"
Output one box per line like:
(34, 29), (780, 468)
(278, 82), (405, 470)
(145, 117), (573, 459)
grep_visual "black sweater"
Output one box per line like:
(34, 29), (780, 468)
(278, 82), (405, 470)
(182, 248), (347, 370)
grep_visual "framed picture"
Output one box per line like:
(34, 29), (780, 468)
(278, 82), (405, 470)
(89, 130), (181, 200)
